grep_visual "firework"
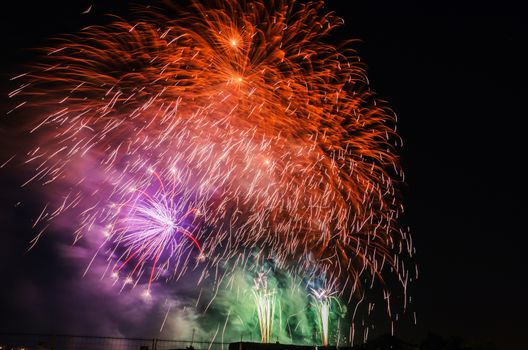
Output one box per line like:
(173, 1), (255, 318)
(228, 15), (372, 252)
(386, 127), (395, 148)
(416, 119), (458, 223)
(311, 287), (336, 346)
(103, 169), (204, 293)
(8, 0), (413, 336)
(252, 272), (276, 343)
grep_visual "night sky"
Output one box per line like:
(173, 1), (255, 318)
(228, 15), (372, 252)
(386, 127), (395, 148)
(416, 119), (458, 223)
(1, 1), (527, 349)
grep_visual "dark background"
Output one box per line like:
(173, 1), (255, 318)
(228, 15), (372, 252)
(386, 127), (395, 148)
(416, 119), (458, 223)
(1, 1), (527, 349)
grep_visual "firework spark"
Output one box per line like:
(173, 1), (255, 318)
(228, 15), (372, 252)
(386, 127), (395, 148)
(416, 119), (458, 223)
(311, 287), (337, 346)
(252, 272), (276, 343)
(8, 0), (414, 336)
(102, 169), (204, 292)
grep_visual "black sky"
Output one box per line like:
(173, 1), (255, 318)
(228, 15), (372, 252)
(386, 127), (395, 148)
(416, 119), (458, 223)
(1, 1), (527, 349)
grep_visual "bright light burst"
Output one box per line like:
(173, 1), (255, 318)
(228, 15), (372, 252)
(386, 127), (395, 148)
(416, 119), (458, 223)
(311, 287), (336, 346)
(8, 0), (415, 338)
(105, 169), (203, 292)
(252, 272), (276, 343)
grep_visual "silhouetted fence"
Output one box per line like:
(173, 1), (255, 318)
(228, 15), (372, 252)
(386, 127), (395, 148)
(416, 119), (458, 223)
(0, 333), (230, 350)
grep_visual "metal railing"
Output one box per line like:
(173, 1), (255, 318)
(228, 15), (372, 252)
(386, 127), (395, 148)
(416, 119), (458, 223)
(0, 333), (230, 350)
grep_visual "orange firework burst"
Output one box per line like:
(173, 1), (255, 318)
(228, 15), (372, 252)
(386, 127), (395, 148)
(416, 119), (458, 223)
(9, 0), (412, 303)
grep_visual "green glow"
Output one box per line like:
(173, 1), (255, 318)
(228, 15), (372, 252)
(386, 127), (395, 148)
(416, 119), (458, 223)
(190, 267), (348, 345)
